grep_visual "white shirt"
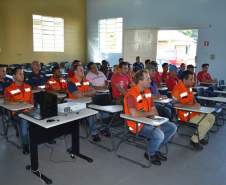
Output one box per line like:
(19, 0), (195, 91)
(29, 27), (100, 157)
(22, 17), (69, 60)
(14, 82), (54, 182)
(86, 71), (107, 86)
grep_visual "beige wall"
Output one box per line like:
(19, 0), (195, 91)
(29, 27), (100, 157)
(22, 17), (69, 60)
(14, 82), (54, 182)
(0, 0), (86, 65)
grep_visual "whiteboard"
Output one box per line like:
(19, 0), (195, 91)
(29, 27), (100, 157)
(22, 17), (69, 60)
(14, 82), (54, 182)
(123, 29), (158, 64)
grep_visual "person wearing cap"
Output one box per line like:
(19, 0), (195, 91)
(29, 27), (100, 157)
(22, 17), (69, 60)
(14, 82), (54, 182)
(166, 64), (179, 91)
(161, 63), (169, 83)
(27, 60), (47, 89)
(187, 64), (197, 85)
(177, 63), (186, 80)
(45, 66), (67, 92)
(197, 64), (216, 84)
(133, 56), (144, 72)
(0, 65), (13, 97)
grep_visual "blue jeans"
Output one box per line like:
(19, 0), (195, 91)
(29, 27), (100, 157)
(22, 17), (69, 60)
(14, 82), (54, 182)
(87, 112), (110, 136)
(12, 116), (29, 145)
(139, 121), (177, 156)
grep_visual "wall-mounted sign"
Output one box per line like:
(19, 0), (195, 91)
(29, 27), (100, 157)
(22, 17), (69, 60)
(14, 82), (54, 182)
(204, 41), (209, 47)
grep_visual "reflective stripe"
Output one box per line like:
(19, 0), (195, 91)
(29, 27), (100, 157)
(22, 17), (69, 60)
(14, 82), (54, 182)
(129, 127), (133, 131)
(24, 88), (31, 92)
(184, 113), (189, 117)
(49, 81), (56, 84)
(10, 89), (21, 95)
(144, 93), (152, 98)
(75, 82), (81, 86)
(61, 79), (66, 83)
(180, 92), (188, 98)
(136, 95), (142, 102)
(138, 123), (141, 127)
(38, 85), (45, 89)
(83, 82), (89, 86)
(189, 88), (193, 92)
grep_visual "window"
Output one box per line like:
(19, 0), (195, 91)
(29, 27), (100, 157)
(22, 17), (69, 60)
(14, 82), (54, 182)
(99, 17), (123, 53)
(33, 14), (64, 52)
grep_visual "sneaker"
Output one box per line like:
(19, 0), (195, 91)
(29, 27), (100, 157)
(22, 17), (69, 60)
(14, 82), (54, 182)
(92, 134), (101, 142)
(200, 139), (208, 145)
(190, 140), (203, 151)
(156, 151), (167, 161)
(144, 152), (161, 165)
(23, 144), (30, 155)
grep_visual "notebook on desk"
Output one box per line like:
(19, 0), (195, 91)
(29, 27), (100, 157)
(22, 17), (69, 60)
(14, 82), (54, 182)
(25, 92), (58, 120)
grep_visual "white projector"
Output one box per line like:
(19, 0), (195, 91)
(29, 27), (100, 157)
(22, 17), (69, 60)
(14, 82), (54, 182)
(58, 102), (86, 113)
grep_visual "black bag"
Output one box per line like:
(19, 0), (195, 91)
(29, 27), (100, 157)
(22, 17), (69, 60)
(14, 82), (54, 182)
(92, 93), (112, 106)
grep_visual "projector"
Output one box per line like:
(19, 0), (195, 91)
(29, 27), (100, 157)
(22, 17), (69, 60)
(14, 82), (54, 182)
(58, 102), (86, 113)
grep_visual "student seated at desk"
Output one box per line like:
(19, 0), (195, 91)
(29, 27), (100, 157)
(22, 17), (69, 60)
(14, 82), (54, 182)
(166, 64), (179, 92)
(197, 63), (216, 85)
(4, 66), (33, 155)
(67, 64), (102, 142)
(148, 65), (173, 120)
(111, 62), (133, 104)
(86, 62), (108, 90)
(46, 66), (67, 93)
(0, 64), (13, 97)
(187, 64), (197, 86)
(26, 60), (47, 89)
(172, 70), (215, 150)
(161, 63), (169, 83)
(124, 70), (177, 165)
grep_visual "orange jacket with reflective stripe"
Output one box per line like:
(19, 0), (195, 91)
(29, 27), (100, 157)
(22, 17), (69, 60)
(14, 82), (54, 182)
(4, 82), (32, 104)
(46, 77), (67, 91)
(67, 76), (90, 99)
(124, 85), (153, 134)
(172, 80), (199, 122)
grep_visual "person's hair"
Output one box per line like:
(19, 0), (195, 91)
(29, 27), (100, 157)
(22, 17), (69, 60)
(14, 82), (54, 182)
(0, 64), (8, 68)
(202, 63), (209, 68)
(180, 63), (186, 67)
(52, 66), (60, 73)
(87, 62), (95, 70)
(162, 63), (168, 68)
(73, 64), (82, 71)
(12, 66), (23, 75)
(181, 70), (194, 80)
(136, 56), (140, 59)
(133, 70), (148, 84)
(101, 60), (108, 65)
(187, 64), (194, 69)
(119, 61), (128, 68)
(146, 64), (156, 71)
(145, 59), (151, 65)
(32, 60), (39, 65)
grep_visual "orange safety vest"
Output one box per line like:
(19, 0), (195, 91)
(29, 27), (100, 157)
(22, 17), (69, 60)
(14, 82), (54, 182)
(172, 80), (199, 122)
(46, 77), (67, 91)
(67, 76), (90, 99)
(124, 85), (153, 134)
(4, 82), (32, 104)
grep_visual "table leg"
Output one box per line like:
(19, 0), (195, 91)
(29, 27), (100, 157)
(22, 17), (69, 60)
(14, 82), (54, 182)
(71, 121), (93, 163)
(26, 124), (53, 184)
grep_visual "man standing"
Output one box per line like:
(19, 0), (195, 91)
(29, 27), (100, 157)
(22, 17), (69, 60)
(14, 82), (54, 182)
(133, 56), (144, 72)
(177, 63), (186, 79)
(124, 70), (177, 165)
